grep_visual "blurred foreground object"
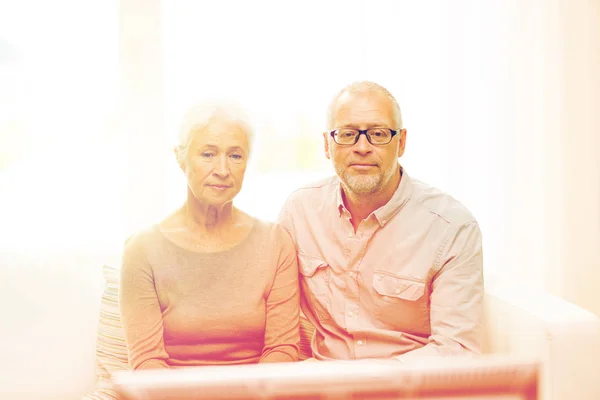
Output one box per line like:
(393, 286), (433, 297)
(112, 355), (539, 399)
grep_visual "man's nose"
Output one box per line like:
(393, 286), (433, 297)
(352, 134), (373, 154)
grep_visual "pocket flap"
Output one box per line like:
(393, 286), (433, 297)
(298, 254), (328, 277)
(373, 272), (425, 301)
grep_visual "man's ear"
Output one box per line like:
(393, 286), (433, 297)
(323, 132), (331, 160)
(397, 129), (407, 158)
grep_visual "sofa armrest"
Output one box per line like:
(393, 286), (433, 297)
(0, 247), (122, 400)
(482, 277), (600, 400)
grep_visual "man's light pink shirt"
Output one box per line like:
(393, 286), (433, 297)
(278, 169), (484, 362)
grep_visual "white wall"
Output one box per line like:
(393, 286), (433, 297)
(154, 0), (600, 314)
(559, 0), (600, 316)
(1, 0), (598, 316)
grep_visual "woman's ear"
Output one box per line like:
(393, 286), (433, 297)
(174, 146), (186, 173)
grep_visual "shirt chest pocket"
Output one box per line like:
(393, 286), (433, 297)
(298, 254), (331, 321)
(372, 272), (425, 301)
(371, 271), (428, 329)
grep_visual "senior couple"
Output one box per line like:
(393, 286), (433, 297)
(119, 81), (484, 369)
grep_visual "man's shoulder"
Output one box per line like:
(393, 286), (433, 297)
(284, 175), (338, 203)
(409, 178), (477, 227)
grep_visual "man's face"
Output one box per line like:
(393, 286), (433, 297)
(179, 120), (250, 207)
(324, 91), (406, 196)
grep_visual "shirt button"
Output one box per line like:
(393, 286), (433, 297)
(357, 340), (364, 346)
(348, 271), (355, 278)
(348, 311), (353, 317)
(348, 232), (353, 238)
(395, 288), (401, 294)
(375, 274), (382, 281)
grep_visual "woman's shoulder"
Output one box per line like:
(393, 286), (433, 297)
(125, 209), (184, 252)
(123, 224), (162, 255)
(249, 218), (296, 251)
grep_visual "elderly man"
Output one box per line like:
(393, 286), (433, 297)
(278, 81), (483, 363)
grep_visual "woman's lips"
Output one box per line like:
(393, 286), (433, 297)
(207, 184), (230, 191)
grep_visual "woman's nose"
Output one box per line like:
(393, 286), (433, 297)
(212, 155), (230, 177)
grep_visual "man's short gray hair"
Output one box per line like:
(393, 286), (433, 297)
(326, 81), (403, 130)
(176, 100), (255, 164)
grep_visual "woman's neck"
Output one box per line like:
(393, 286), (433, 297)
(183, 197), (237, 234)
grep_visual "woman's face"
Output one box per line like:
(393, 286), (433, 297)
(179, 119), (250, 208)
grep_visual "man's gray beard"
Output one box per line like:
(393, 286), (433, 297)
(341, 172), (382, 195)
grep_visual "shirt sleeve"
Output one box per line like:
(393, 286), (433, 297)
(396, 221), (484, 364)
(276, 194), (296, 241)
(119, 236), (170, 370)
(260, 226), (300, 363)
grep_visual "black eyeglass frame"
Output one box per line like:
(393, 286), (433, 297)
(329, 128), (400, 145)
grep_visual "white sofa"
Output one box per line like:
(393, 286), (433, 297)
(2, 246), (600, 400)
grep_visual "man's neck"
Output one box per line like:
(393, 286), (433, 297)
(342, 169), (401, 231)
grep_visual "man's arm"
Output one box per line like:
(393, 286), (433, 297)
(396, 222), (484, 364)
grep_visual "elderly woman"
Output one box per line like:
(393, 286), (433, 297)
(119, 102), (300, 369)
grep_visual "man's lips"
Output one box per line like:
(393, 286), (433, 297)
(349, 163), (377, 169)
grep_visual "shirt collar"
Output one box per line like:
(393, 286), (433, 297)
(335, 182), (345, 217)
(335, 165), (414, 226)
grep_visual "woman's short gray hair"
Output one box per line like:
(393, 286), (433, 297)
(176, 100), (255, 164)
(326, 81), (403, 130)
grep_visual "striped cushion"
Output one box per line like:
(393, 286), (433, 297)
(82, 265), (128, 400)
(299, 316), (315, 360)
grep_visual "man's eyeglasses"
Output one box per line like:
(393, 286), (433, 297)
(329, 128), (399, 145)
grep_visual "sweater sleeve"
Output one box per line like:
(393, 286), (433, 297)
(119, 236), (170, 370)
(259, 226), (300, 363)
